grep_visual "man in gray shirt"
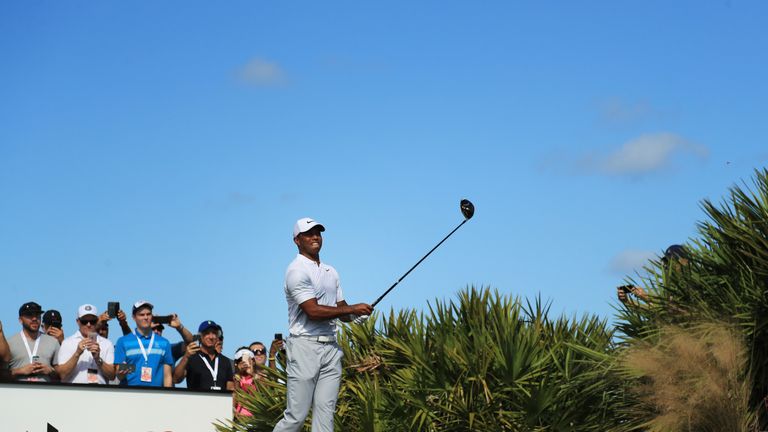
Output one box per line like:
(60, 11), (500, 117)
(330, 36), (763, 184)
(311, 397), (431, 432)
(272, 218), (373, 432)
(8, 302), (60, 382)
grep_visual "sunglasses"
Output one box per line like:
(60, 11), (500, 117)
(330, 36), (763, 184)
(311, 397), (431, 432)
(80, 319), (98, 326)
(252, 349), (267, 355)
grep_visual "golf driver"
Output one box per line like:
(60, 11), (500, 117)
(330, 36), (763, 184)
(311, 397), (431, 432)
(355, 199), (475, 324)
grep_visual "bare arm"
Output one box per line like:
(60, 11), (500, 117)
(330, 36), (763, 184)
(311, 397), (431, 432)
(163, 364), (173, 387)
(117, 310), (132, 336)
(56, 339), (88, 380)
(268, 339), (284, 370)
(173, 342), (200, 384)
(0, 321), (10, 363)
(170, 314), (194, 344)
(99, 360), (116, 381)
(299, 298), (373, 321)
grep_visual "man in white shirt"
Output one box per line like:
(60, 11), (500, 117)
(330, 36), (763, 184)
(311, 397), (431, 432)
(57, 304), (116, 384)
(272, 218), (373, 432)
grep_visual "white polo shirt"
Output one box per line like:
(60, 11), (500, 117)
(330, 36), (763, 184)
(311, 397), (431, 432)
(57, 332), (115, 384)
(285, 253), (345, 337)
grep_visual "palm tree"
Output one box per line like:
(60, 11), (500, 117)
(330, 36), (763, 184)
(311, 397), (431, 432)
(222, 287), (629, 431)
(615, 168), (768, 429)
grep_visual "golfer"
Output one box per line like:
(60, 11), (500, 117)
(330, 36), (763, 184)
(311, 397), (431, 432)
(273, 217), (373, 432)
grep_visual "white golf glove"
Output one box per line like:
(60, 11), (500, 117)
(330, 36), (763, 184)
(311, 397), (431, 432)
(353, 315), (370, 325)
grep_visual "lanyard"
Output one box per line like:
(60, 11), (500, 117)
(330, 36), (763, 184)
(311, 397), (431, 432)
(199, 354), (219, 384)
(134, 330), (155, 363)
(21, 332), (41, 363)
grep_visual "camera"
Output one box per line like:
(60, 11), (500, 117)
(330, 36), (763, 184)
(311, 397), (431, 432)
(153, 315), (173, 325)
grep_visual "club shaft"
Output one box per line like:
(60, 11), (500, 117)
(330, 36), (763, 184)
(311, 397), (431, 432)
(371, 218), (468, 307)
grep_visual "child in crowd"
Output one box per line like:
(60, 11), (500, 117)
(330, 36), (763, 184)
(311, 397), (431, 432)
(233, 348), (256, 418)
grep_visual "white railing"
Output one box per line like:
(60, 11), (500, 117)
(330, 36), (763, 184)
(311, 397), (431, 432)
(0, 381), (232, 432)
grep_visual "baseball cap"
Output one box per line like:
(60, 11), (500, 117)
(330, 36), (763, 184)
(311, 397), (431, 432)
(132, 300), (154, 314)
(662, 244), (688, 263)
(77, 304), (98, 319)
(19, 302), (43, 316)
(198, 320), (221, 333)
(293, 217), (325, 238)
(43, 310), (62, 325)
(234, 348), (254, 361)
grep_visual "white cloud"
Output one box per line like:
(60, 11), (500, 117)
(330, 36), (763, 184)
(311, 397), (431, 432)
(580, 132), (708, 176)
(608, 249), (657, 275)
(236, 58), (287, 87)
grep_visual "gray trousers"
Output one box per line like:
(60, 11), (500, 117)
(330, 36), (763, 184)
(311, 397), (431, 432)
(273, 337), (344, 432)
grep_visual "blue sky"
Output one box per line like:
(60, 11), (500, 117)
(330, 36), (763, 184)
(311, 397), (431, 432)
(2, 1), (766, 355)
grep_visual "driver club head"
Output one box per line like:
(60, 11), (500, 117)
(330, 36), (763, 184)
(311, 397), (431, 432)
(460, 199), (475, 220)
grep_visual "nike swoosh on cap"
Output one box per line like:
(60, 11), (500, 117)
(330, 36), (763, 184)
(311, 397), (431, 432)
(306, 220), (314, 224)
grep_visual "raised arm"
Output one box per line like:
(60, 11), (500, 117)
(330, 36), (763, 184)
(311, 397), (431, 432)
(0, 321), (10, 363)
(170, 314), (194, 344)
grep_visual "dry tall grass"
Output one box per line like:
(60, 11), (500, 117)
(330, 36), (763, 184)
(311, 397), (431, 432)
(622, 322), (756, 432)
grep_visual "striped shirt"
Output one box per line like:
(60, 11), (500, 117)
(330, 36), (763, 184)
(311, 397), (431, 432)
(114, 329), (174, 387)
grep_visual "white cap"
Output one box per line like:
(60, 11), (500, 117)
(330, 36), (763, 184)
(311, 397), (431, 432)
(293, 217), (325, 238)
(234, 349), (254, 361)
(77, 304), (98, 319)
(132, 300), (154, 313)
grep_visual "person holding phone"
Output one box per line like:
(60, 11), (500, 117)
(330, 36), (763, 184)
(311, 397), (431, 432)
(57, 304), (116, 384)
(113, 300), (174, 387)
(272, 218), (373, 432)
(42, 310), (65, 344)
(173, 320), (234, 391)
(8, 302), (60, 382)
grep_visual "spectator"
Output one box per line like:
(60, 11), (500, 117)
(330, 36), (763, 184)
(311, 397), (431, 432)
(8, 302), (60, 382)
(233, 347), (256, 418)
(42, 309), (64, 344)
(217, 328), (235, 372)
(150, 314), (194, 362)
(113, 300), (174, 387)
(98, 321), (109, 339)
(57, 304), (116, 384)
(0, 320), (10, 381)
(248, 342), (269, 380)
(249, 340), (284, 373)
(173, 320), (234, 391)
(617, 244), (689, 304)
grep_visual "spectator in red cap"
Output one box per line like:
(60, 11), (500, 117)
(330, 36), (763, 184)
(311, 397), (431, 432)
(113, 300), (174, 387)
(42, 309), (64, 344)
(57, 304), (116, 384)
(8, 302), (60, 382)
(173, 320), (234, 391)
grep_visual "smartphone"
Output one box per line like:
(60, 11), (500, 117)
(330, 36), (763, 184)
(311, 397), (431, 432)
(49, 320), (62, 329)
(107, 302), (119, 318)
(153, 315), (173, 324)
(274, 333), (283, 341)
(118, 363), (136, 374)
(192, 334), (201, 345)
(88, 332), (98, 343)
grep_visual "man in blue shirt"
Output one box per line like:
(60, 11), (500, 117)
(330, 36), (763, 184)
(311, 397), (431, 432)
(114, 300), (174, 387)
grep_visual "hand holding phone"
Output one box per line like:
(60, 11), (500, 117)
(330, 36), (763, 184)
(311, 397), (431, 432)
(153, 315), (173, 324)
(117, 363), (136, 374)
(107, 302), (120, 319)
